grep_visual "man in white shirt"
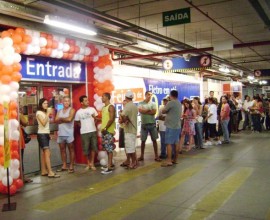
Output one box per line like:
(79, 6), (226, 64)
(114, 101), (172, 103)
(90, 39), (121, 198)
(75, 95), (98, 171)
(205, 97), (218, 145)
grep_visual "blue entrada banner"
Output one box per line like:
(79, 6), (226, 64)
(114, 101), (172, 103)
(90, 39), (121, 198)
(162, 55), (211, 73)
(20, 55), (86, 83)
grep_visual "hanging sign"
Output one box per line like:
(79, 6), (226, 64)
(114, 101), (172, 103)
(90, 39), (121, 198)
(162, 55), (212, 73)
(20, 55), (86, 83)
(163, 8), (191, 27)
(254, 69), (270, 77)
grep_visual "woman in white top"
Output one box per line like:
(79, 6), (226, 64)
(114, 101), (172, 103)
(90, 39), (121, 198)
(36, 98), (60, 178)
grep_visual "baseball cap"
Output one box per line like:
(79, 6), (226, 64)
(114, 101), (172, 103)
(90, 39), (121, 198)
(125, 91), (134, 99)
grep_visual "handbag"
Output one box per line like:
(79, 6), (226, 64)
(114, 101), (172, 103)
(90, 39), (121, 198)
(22, 128), (31, 144)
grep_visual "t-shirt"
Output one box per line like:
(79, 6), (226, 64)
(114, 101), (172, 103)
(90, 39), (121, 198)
(158, 105), (166, 132)
(208, 104), (218, 124)
(36, 110), (50, 134)
(163, 99), (182, 129)
(74, 107), (98, 134)
(221, 103), (230, 120)
(138, 100), (156, 124)
(121, 101), (138, 134)
(58, 107), (74, 137)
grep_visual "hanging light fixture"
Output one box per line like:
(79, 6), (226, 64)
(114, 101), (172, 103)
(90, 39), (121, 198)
(219, 65), (230, 73)
(44, 15), (97, 36)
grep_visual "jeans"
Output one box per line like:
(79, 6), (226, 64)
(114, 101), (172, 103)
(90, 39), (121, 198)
(194, 122), (203, 147)
(221, 119), (230, 142)
(266, 114), (270, 130)
(251, 114), (262, 132)
(159, 131), (166, 157)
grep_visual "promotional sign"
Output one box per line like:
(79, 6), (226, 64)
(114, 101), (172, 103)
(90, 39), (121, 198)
(20, 55), (86, 83)
(163, 8), (191, 27)
(163, 55), (211, 73)
(254, 69), (270, 77)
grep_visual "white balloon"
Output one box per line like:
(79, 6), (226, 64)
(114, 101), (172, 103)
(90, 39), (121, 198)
(2, 46), (15, 56)
(0, 125), (4, 137)
(79, 47), (85, 54)
(51, 49), (58, 58)
(9, 82), (20, 91)
(25, 44), (34, 55)
(104, 48), (109, 55)
(81, 41), (87, 47)
(84, 47), (91, 56)
(100, 158), (107, 166)
(53, 36), (60, 41)
(59, 36), (66, 42)
(32, 37), (39, 46)
(2, 55), (14, 65)
(10, 130), (20, 141)
(0, 85), (11, 95)
(73, 54), (79, 60)
(56, 51), (63, 59)
(93, 56), (99, 62)
(0, 136), (3, 146)
(2, 175), (13, 186)
(11, 169), (20, 179)
(9, 119), (19, 131)
(94, 94), (99, 100)
(98, 151), (107, 160)
(78, 55), (84, 61)
(39, 37), (47, 47)
(0, 167), (7, 178)
(57, 42), (63, 50)
(0, 38), (4, 48)
(9, 91), (18, 101)
(11, 159), (20, 170)
(13, 53), (22, 63)
(32, 31), (40, 37)
(0, 95), (11, 104)
(2, 37), (13, 47)
(63, 43), (70, 52)
(33, 46), (41, 54)
(0, 50), (3, 60)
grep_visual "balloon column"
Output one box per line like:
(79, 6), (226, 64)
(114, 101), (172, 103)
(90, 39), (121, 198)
(92, 46), (115, 158)
(0, 27), (114, 194)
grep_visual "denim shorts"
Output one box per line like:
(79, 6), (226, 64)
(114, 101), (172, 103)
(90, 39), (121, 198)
(165, 127), (181, 144)
(57, 136), (74, 144)
(140, 123), (158, 142)
(81, 132), (98, 155)
(37, 133), (50, 149)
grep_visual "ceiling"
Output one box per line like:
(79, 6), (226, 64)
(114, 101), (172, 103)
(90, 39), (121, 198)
(0, 0), (270, 84)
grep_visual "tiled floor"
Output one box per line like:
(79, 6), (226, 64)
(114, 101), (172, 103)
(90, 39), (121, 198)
(1, 130), (270, 220)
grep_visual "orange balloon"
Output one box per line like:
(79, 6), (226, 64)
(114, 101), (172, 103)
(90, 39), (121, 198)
(9, 101), (18, 110)
(94, 88), (99, 93)
(74, 46), (80, 53)
(45, 48), (52, 56)
(0, 104), (3, 114)
(0, 75), (12, 84)
(10, 141), (18, 151)
(93, 80), (98, 86)
(0, 115), (3, 124)
(10, 110), (18, 119)
(69, 45), (75, 53)
(40, 32), (47, 38)
(0, 61), (3, 71)
(23, 34), (32, 44)
(12, 34), (22, 44)
(19, 42), (27, 53)
(11, 72), (22, 82)
(46, 39), (52, 48)
(1, 30), (11, 38)
(15, 27), (25, 35)
(0, 157), (4, 166)
(52, 40), (58, 49)
(12, 63), (22, 72)
(63, 53), (69, 59)
(0, 147), (3, 157)
(7, 29), (15, 36)
(47, 34), (53, 39)
(67, 53), (74, 59)
(11, 150), (20, 160)
(40, 47), (47, 55)
(13, 44), (21, 53)
(1, 65), (13, 75)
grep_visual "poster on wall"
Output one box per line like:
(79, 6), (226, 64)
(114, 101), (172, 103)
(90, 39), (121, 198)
(112, 75), (200, 140)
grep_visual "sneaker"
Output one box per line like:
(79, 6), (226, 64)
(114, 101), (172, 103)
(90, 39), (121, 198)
(204, 141), (212, 146)
(101, 169), (112, 175)
(217, 140), (222, 145)
(222, 141), (230, 144)
(101, 166), (107, 170)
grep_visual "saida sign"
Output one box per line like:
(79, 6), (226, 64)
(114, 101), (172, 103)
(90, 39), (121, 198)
(163, 8), (190, 27)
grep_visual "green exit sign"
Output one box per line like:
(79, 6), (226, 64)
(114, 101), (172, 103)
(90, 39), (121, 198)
(163, 8), (190, 27)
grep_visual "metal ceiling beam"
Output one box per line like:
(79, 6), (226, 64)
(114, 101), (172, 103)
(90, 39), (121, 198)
(249, 0), (270, 28)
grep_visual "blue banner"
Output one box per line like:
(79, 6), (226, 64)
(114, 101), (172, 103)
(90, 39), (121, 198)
(144, 78), (200, 105)
(20, 55), (86, 83)
(163, 55), (211, 73)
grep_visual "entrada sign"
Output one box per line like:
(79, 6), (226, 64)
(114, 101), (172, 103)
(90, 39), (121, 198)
(21, 55), (86, 83)
(163, 8), (190, 27)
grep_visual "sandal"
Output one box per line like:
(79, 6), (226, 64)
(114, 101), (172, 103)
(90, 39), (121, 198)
(48, 173), (60, 178)
(120, 162), (129, 167)
(161, 163), (173, 167)
(41, 173), (48, 176)
(138, 157), (144, 161)
(68, 169), (74, 173)
(24, 178), (33, 183)
(126, 164), (137, 169)
(56, 168), (68, 172)
(155, 158), (162, 162)
(172, 161), (178, 164)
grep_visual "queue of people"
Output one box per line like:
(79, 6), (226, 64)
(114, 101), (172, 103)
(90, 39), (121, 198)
(30, 90), (270, 178)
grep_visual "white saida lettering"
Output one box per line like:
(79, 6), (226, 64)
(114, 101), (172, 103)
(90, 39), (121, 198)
(26, 57), (36, 75)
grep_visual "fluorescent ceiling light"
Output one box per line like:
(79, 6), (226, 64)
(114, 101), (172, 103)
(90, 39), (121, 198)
(137, 40), (168, 52)
(219, 65), (230, 73)
(247, 76), (254, 80)
(44, 15), (96, 36)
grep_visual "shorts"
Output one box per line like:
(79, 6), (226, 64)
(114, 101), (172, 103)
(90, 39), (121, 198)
(208, 123), (217, 138)
(37, 133), (50, 149)
(140, 123), (158, 142)
(165, 127), (181, 145)
(57, 136), (74, 144)
(102, 131), (115, 153)
(125, 133), (136, 153)
(81, 131), (98, 155)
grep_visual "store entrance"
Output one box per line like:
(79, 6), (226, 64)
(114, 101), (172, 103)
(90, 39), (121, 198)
(19, 83), (72, 174)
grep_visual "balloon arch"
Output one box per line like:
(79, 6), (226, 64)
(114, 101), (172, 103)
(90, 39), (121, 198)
(0, 27), (114, 195)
